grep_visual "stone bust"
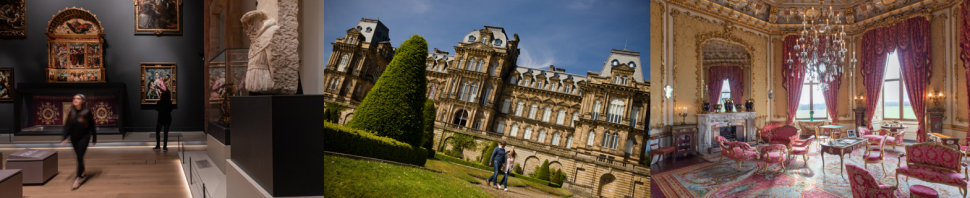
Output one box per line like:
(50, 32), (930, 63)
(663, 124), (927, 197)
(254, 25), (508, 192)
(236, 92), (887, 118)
(241, 10), (279, 93)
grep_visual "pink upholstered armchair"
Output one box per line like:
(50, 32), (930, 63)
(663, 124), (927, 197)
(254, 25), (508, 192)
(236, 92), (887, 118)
(846, 163), (902, 197)
(896, 142), (968, 196)
(717, 136), (759, 171)
(759, 144), (789, 174)
(885, 130), (906, 152)
(768, 125), (799, 151)
(789, 135), (815, 167)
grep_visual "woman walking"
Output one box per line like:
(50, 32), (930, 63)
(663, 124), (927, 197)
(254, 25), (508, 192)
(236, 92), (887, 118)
(155, 90), (173, 151)
(60, 94), (97, 190)
(500, 148), (516, 191)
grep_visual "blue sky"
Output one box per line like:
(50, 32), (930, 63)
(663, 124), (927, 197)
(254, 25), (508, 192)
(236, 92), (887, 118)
(324, 0), (650, 80)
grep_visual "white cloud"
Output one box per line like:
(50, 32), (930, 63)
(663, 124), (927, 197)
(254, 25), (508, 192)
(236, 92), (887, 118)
(568, 0), (597, 9)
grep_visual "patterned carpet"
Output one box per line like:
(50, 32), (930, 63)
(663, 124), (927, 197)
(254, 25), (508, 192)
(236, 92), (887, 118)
(654, 145), (968, 198)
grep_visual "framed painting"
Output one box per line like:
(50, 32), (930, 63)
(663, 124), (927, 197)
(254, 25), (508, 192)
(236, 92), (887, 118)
(0, 0), (25, 38)
(46, 8), (106, 83)
(134, 0), (182, 35)
(0, 68), (13, 102)
(846, 130), (857, 139)
(140, 62), (177, 104)
(208, 66), (226, 101)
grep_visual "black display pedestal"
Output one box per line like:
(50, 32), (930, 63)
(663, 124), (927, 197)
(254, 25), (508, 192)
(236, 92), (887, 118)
(208, 122), (230, 145)
(230, 95), (324, 197)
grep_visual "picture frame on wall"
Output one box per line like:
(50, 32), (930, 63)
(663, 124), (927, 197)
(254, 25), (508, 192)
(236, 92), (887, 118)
(208, 66), (226, 101)
(46, 8), (106, 83)
(134, 0), (182, 35)
(0, 0), (26, 38)
(0, 67), (14, 102)
(140, 62), (177, 105)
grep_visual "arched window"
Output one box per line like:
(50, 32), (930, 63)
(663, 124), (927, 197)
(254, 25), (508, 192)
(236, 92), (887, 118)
(556, 109), (566, 125)
(468, 83), (479, 102)
(566, 135), (574, 148)
(449, 80), (457, 96)
(622, 76), (628, 85)
(625, 137), (634, 153)
(587, 130), (596, 145)
(480, 86), (491, 106)
(490, 63), (498, 76)
(458, 58), (464, 69)
(515, 102), (525, 116)
(612, 133), (620, 149)
(473, 120), (482, 129)
(571, 112), (579, 127)
(428, 85), (436, 98)
(467, 58), (476, 70)
(427, 62), (434, 70)
(458, 82), (470, 101)
(510, 123), (519, 136)
(614, 75), (621, 84)
(524, 78), (531, 87)
(482, 36), (489, 44)
(551, 83), (557, 91)
(542, 107), (552, 122)
(496, 121), (505, 133)
(628, 61), (637, 68)
(564, 84), (571, 93)
(611, 59), (619, 66)
(438, 62), (447, 72)
(337, 54), (350, 71)
(529, 104), (538, 119)
(453, 110), (469, 126)
(630, 106), (639, 127)
(502, 99), (511, 113)
(477, 60), (485, 72)
(592, 100), (602, 120)
(552, 132), (561, 146)
(467, 35), (476, 42)
(510, 75), (518, 84)
(538, 129), (547, 143)
(524, 127), (533, 140)
(607, 99), (625, 123)
(537, 80), (544, 89)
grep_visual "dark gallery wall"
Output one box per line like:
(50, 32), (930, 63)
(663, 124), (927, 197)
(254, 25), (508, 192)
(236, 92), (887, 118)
(0, 0), (204, 133)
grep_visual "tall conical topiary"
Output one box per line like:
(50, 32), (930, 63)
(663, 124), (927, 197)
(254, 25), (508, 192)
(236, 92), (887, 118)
(550, 168), (561, 185)
(347, 35), (429, 147)
(538, 159), (551, 181)
(422, 99), (437, 156)
(481, 141), (498, 166)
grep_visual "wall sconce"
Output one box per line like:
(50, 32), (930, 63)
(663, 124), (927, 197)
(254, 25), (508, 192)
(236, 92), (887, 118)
(853, 94), (864, 107)
(768, 90), (774, 99)
(928, 91), (944, 108)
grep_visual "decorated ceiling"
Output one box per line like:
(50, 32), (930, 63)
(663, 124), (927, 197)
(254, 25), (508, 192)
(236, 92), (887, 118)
(704, 0), (932, 25)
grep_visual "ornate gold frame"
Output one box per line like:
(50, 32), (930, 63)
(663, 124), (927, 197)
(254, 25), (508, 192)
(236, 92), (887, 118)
(45, 7), (105, 83)
(0, 0), (25, 38)
(140, 62), (178, 105)
(133, 0), (183, 35)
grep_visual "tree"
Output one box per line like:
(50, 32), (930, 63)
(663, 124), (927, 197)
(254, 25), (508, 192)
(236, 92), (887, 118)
(422, 99), (437, 158)
(347, 35), (429, 147)
(550, 168), (561, 185)
(514, 163), (523, 174)
(481, 141), (498, 166)
(323, 102), (348, 123)
(558, 169), (567, 185)
(538, 160), (551, 181)
(448, 133), (477, 159)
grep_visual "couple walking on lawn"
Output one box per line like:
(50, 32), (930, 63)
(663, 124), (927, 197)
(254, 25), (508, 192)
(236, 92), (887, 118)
(486, 141), (517, 191)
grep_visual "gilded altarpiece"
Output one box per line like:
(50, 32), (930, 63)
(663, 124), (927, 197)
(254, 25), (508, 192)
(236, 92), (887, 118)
(45, 8), (105, 83)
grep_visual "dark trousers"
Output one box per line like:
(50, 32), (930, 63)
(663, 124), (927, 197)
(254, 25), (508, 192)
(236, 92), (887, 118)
(155, 123), (170, 148)
(71, 135), (90, 178)
(487, 161), (504, 186)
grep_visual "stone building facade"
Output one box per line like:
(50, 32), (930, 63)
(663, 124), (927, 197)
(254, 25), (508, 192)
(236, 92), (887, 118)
(323, 18), (650, 198)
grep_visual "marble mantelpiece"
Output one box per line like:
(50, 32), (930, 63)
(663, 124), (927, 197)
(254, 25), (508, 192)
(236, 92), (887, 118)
(697, 112), (757, 155)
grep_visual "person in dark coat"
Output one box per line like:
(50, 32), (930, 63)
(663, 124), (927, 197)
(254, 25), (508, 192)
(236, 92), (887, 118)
(60, 94), (97, 190)
(155, 89), (173, 151)
(486, 141), (507, 189)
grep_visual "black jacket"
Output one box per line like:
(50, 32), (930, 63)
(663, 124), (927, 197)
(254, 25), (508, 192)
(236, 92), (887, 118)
(63, 108), (97, 143)
(156, 99), (173, 125)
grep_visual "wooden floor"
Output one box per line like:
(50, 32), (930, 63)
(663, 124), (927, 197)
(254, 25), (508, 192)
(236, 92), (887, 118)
(1, 145), (206, 198)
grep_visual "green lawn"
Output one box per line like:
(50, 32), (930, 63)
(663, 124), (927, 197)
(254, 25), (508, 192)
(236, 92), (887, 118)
(426, 160), (573, 197)
(324, 155), (491, 198)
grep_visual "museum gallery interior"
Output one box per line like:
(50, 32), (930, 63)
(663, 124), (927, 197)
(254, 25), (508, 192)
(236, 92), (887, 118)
(649, 0), (970, 197)
(0, 0), (324, 198)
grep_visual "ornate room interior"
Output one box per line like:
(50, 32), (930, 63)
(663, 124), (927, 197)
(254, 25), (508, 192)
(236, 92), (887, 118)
(650, 0), (970, 197)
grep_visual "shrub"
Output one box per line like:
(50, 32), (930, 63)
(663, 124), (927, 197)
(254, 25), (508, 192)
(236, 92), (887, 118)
(323, 102), (348, 123)
(422, 99), (436, 152)
(538, 160), (551, 181)
(550, 168), (561, 185)
(323, 122), (426, 166)
(558, 170), (567, 185)
(481, 141), (498, 166)
(347, 35), (429, 147)
(514, 163), (523, 174)
(436, 152), (493, 171)
(529, 166), (539, 178)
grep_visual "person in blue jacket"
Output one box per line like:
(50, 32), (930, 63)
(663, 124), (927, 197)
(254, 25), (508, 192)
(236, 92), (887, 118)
(486, 141), (507, 189)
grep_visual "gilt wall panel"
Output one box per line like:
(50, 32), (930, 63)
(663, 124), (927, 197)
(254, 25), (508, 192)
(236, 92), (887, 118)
(651, 1), (665, 131)
(773, 38), (786, 121)
(930, 15), (946, 105)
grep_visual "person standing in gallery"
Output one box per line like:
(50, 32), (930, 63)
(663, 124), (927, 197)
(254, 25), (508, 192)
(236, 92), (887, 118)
(155, 89), (173, 151)
(60, 94), (97, 190)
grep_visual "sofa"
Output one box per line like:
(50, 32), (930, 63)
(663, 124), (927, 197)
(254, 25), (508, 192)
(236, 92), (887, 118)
(895, 142), (968, 196)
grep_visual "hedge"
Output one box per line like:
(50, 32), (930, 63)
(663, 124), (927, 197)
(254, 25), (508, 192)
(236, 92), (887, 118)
(436, 153), (554, 187)
(347, 35), (429, 147)
(324, 122), (427, 166)
(422, 99), (437, 158)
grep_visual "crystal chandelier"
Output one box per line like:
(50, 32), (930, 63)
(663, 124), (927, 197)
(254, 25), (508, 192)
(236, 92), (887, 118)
(786, 0), (857, 91)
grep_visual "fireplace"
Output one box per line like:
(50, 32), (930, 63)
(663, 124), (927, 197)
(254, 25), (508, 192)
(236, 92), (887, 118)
(697, 112), (756, 155)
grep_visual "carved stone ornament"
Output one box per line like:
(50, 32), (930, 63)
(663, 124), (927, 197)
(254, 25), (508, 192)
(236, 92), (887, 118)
(241, 0), (300, 94)
(241, 10), (278, 93)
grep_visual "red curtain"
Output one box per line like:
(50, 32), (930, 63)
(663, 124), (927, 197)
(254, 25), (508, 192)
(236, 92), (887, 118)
(783, 36), (806, 125)
(707, 67), (725, 104)
(897, 17), (931, 142)
(823, 72), (842, 124)
(707, 66), (743, 104)
(729, 67), (744, 103)
(962, 0), (970, 139)
(861, 27), (892, 129)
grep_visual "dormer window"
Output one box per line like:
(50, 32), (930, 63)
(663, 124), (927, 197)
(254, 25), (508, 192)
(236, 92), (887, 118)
(366, 27), (372, 33)
(628, 61), (636, 68)
(611, 59), (619, 66)
(468, 35), (476, 42)
(356, 26), (362, 31)
(494, 39), (502, 46)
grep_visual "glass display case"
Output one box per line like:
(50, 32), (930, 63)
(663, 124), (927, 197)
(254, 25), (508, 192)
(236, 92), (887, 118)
(15, 83), (126, 135)
(207, 49), (249, 128)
